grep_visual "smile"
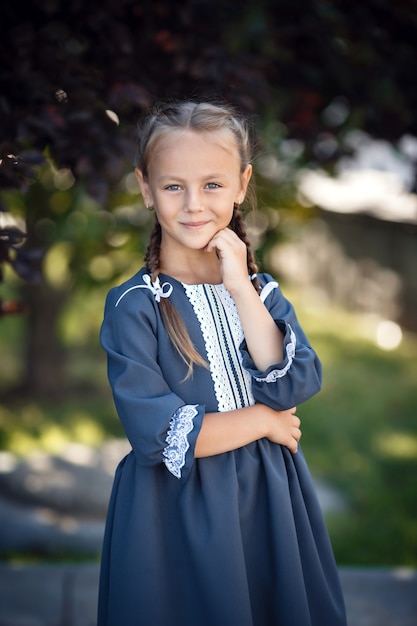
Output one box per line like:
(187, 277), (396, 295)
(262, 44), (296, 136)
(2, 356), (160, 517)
(180, 222), (209, 229)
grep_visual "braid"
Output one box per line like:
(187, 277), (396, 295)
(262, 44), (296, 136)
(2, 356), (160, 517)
(145, 219), (207, 379)
(144, 221), (161, 280)
(230, 205), (262, 294)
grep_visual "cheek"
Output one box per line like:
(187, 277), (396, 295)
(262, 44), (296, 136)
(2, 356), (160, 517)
(225, 203), (235, 224)
(154, 196), (174, 218)
(154, 203), (181, 229)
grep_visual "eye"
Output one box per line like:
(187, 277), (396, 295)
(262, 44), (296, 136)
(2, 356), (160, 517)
(165, 184), (182, 191)
(205, 182), (221, 189)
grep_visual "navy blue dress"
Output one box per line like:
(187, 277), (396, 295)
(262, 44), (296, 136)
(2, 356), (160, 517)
(98, 268), (347, 626)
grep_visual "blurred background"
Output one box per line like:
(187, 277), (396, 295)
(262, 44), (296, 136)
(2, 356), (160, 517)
(0, 0), (416, 572)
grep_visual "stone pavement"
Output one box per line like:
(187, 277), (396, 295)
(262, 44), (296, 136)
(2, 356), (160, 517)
(0, 440), (416, 625)
(0, 563), (416, 626)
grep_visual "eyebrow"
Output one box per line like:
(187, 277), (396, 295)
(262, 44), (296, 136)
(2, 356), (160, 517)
(157, 173), (230, 183)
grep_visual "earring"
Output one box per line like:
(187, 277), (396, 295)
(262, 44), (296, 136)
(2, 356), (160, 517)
(146, 203), (154, 211)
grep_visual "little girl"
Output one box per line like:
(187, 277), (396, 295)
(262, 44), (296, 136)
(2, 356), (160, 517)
(98, 101), (347, 625)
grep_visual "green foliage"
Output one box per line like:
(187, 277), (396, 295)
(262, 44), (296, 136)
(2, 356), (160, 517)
(289, 289), (417, 566)
(0, 0), (416, 564)
(1, 0), (417, 307)
(0, 396), (123, 457)
(6, 160), (154, 290)
(1, 285), (417, 565)
(1, 0), (417, 198)
(1, 0), (416, 394)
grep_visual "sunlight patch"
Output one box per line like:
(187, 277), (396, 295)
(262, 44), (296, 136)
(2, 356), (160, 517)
(376, 320), (403, 351)
(375, 432), (417, 459)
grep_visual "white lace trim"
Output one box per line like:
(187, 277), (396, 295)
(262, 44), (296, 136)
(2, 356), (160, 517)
(253, 324), (297, 382)
(163, 404), (198, 479)
(183, 284), (254, 412)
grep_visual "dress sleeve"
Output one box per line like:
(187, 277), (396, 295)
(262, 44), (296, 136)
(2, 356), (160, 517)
(240, 274), (322, 409)
(100, 287), (204, 480)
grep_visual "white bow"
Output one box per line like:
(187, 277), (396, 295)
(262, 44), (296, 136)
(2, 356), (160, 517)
(142, 274), (173, 302)
(114, 274), (174, 307)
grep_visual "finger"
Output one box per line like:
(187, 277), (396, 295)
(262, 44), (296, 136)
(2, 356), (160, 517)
(209, 228), (245, 252)
(288, 439), (298, 454)
(291, 426), (301, 442)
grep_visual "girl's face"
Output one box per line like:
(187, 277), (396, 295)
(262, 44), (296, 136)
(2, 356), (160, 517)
(136, 130), (252, 258)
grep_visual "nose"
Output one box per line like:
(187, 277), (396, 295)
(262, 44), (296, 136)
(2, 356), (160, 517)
(184, 189), (203, 212)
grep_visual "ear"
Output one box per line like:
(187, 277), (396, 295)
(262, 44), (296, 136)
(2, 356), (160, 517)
(236, 164), (253, 204)
(135, 168), (153, 207)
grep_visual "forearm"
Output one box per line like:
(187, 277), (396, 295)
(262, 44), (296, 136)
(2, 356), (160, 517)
(195, 404), (268, 458)
(231, 281), (285, 371)
(195, 403), (301, 458)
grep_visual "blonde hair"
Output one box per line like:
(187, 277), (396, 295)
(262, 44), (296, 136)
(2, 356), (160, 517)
(136, 101), (261, 378)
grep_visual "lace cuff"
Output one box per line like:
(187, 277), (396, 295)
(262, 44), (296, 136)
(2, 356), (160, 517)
(252, 324), (297, 382)
(163, 404), (199, 479)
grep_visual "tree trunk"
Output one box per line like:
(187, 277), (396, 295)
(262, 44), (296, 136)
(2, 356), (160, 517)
(22, 282), (69, 398)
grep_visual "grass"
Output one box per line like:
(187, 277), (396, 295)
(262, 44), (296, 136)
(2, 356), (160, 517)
(0, 393), (122, 457)
(0, 284), (416, 566)
(287, 286), (417, 567)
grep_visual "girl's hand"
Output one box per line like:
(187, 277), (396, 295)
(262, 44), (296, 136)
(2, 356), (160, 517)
(206, 228), (249, 294)
(264, 406), (301, 454)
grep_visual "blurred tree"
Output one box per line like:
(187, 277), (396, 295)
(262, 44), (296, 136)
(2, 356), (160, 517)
(1, 0), (416, 395)
(2, 0), (416, 196)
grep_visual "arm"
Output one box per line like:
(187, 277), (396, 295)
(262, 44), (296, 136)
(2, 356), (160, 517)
(207, 229), (322, 409)
(240, 278), (322, 409)
(195, 404), (301, 458)
(100, 283), (205, 479)
(229, 278), (285, 371)
(207, 228), (284, 371)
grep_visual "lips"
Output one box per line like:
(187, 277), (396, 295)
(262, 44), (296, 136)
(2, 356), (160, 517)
(180, 221), (209, 229)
